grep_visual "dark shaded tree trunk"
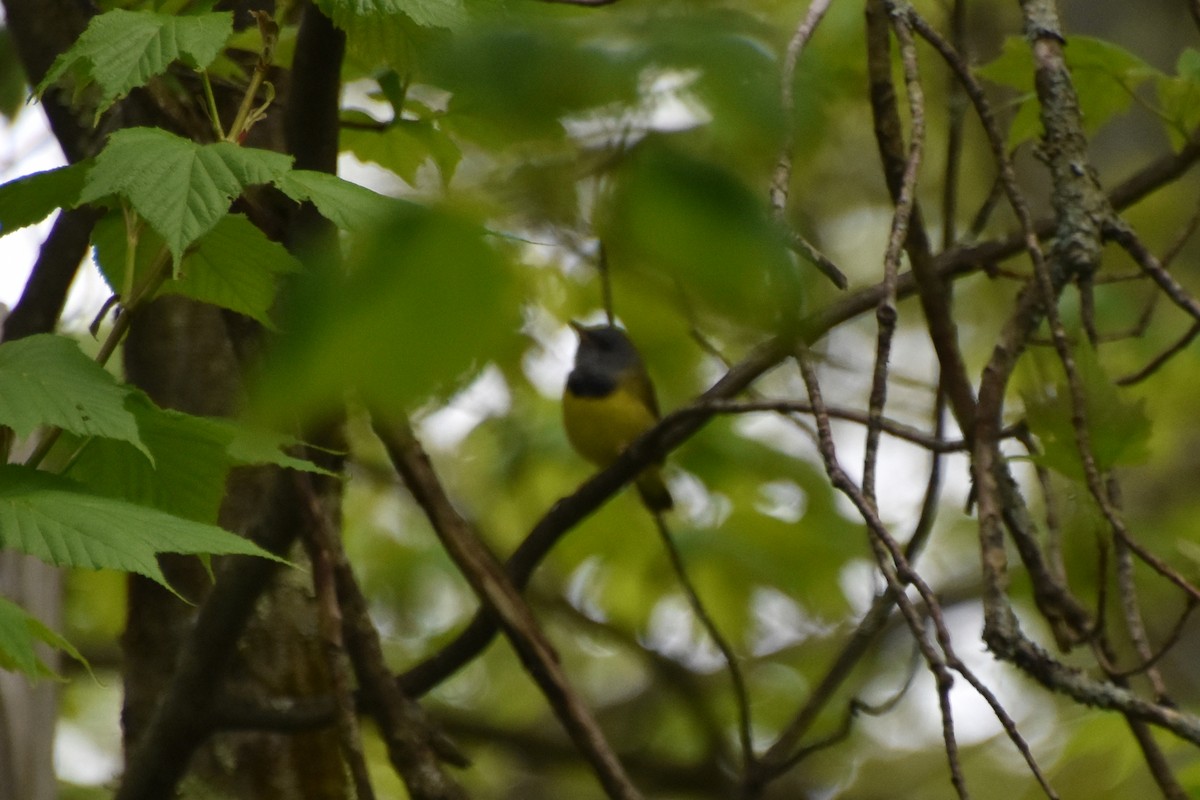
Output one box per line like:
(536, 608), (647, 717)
(0, 0), (351, 796)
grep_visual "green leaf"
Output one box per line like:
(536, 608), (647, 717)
(1156, 49), (1200, 151)
(94, 212), (301, 328)
(316, 0), (467, 31)
(276, 168), (404, 231)
(315, 0), (466, 68)
(428, 21), (640, 144)
(0, 596), (86, 679)
(211, 420), (337, 475)
(80, 127), (293, 263)
(36, 9), (234, 117)
(977, 36), (1158, 149)
(0, 334), (148, 458)
(66, 393), (231, 523)
(0, 465), (286, 589)
(342, 115), (461, 186)
(91, 208), (165, 299)
(171, 214), (301, 326)
(67, 391), (331, 523)
(1019, 343), (1152, 481)
(0, 163), (89, 238)
(254, 204), (518, 422)
(602, 141), (798, 332)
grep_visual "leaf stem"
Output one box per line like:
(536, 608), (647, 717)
(199, 69), (226, 140)
(25, 246), (171, 471)
(121, 203), (140, 302)
(226, 12), (278, 142)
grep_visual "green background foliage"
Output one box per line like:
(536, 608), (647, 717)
(4, 0), (1200, 798)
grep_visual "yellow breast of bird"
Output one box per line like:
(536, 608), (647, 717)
(563, 385), (660, 466)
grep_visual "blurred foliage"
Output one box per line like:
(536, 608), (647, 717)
(0, 27), (25, 121)
(18, 0), (1200, 797)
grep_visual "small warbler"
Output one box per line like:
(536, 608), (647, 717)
(563, 321), (672, 512)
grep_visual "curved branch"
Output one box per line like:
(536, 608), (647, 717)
(2, 207), (100, 342)
(374, 414), (644, 800)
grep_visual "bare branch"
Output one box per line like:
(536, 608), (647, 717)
(373, 415), (643, 800)
(867, 0), (977, 437)
(863, 7), (926, 504)
(300, 489), (377, 800)
(1, 207), (100, 343)
(771, 0), (844, 289)
(650, 511), (755, 770)
(300, 470), (467, 799)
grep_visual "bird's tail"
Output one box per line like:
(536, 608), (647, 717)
(636, 467), (673, 512)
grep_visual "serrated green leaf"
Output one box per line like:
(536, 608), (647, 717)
(93, 208), (302, 324)
(0, 465), (286, 589)
(169, 214), (300, 327)
(80, 127), (293, 263)
(276, 169), (405, 231)
(0, 163), (89, 238)
(90, 208), (165, 298)
(211, 420), (336, 475)
(66, 393), (231, 523)
(0, 334), (148, 458)
(1067, 37), (1157, 134)
(342, 113), (425, 185)
(67, 391), (330, 522)
(0, 595), (85, 679)
(36, 9), (233, 117)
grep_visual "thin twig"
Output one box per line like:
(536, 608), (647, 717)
(683, 398), (980, 451)
(650, 511), (755, 770)
(770, 0), (835, 217)
(1107, 219), (1200, 323)
(1098, 199), (1200, 343)
(864, 7), (926, 505)
(1104, 598), (1199, 682)
(868, 0), (977, 436)
(788, 231), (848, 289)
(1116, 322), (1200, 385)
(793, 342), (976, 800)
(775, 640), (923, 774)
(771, 0), (844, 289)
(1107, 478), (1170, 701)
(302, 466), (469, 797)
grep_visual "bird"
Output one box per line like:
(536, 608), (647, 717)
(562, 321), (673, 512)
